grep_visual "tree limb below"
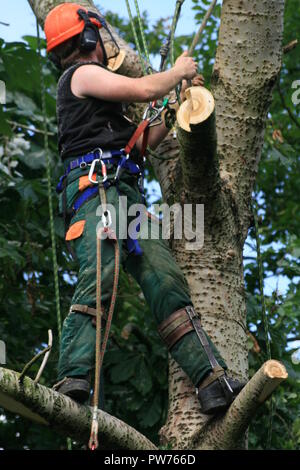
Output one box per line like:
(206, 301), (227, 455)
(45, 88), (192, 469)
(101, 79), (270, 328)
(0, 367), (157, 450)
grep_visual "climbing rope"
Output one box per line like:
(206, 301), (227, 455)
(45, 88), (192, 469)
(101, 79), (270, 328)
(125, 0), (147, 75)
(36, 19), (71, 449)
(252, 196), (273, 449)
(169, 0), (186, 104)
(252, 198), (271, 360)
(170, 0), (186, 67)
(133, 0), (151, 67)
(36, 22), (62, 340)
(89, 185), (120, 451)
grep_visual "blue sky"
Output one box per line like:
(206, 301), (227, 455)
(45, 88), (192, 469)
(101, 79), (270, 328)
(0, 0), (197, 42)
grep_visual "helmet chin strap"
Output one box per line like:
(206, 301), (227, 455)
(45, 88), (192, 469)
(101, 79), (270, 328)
(87, 11), (120, 65)
(97, 29), (108, 66)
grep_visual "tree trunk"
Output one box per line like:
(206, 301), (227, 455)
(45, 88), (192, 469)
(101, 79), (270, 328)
(27, 0), (285, 450)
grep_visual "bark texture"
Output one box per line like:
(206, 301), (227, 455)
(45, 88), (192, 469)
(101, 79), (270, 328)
(195, 360), (288, 449)
(157, 0), (284, 448)
(26, 0), (285, 450)
(0, 367), (157, 450)
(0, 361), (287, 450)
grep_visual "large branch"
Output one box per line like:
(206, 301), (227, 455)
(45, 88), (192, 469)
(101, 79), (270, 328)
(160, 360), (287, 449)
(0, 367), (157, 450)
(195, 360), (288, 449)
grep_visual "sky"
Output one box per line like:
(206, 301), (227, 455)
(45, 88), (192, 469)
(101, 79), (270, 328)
(0, 0), (198, 42)
(0, 1), (295, 299)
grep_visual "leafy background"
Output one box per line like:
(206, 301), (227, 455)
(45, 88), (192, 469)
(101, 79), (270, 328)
(0, 0), (299, 449)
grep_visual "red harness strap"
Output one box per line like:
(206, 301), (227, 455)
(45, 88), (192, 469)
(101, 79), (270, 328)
(124, 119), (150, 157)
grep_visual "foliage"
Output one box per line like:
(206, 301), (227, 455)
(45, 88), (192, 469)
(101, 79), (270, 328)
(245, 0), (300, 449)
(0, 0), (299, 450)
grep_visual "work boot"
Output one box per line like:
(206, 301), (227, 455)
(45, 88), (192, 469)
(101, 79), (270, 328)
(197, 369), (246, 415)
(53, 376), (90, 404)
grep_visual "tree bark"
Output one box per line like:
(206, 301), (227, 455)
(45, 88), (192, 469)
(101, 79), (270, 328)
(26, 0), (286, 450)
(0, 367), (157, 450)
(0, 361), (287, 450)
(158, 0), (285, 448)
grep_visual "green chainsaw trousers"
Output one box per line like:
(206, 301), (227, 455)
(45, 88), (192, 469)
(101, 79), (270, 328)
(57, 164), (227, 389)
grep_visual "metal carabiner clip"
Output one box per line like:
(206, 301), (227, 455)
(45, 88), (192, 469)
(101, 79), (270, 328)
(114, 154), (130, 181)
(88, 158), (100, 185)
(102, 209), (112, 228)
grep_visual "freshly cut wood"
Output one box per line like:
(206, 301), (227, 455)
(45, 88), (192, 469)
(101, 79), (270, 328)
(177, 86), (215, 132)
(107, 48), (126, 72)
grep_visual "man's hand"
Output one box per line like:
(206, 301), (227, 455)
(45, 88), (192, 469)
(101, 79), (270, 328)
(174, 51), (198, 80)
(180, 74), (205, 102)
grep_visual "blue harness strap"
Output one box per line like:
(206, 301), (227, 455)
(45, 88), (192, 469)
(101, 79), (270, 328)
(58, 149), (146, 256)
(73, 186), (99, 213)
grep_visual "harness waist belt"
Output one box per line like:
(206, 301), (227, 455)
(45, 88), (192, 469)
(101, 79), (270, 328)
(57, 149), (143, 194)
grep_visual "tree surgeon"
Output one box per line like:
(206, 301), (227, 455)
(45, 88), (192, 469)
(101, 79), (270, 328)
(45, 3), (245, 416)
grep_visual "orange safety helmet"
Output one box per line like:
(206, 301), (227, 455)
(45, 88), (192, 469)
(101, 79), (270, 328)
(44, 3), (102, 53)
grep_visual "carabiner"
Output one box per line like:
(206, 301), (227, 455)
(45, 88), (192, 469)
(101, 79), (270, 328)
(88, 158), (100, 185)
(114, 154), (130, 181)
(100, 159), (108, 183)
(102, 209), (112, 228)
(88, 158), (107, 185)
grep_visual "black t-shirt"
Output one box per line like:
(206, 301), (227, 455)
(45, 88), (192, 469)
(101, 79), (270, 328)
(56, 62), (138, 160)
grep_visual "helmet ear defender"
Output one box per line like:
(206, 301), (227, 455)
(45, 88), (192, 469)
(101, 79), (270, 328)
(77, 9), (99, 52)
(77, 9), (108, 65)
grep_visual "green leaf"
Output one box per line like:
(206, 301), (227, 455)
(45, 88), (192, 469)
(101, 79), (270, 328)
(110, 357), (140, 383)
(139, 395), (161, 428)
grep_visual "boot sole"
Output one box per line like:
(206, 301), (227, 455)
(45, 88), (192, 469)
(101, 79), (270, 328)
(199, 395), (230, 415)
(56, 379), (90, 404)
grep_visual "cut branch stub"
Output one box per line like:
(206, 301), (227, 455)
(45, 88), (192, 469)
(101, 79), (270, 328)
(176, 86), (218, 191)
(107, 48), (126, 72)
(177, 86), (215, 132)
(195, 360), (288, 450)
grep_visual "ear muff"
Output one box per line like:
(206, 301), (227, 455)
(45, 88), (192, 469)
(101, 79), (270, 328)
(77, 9), (98, 52)
(79, 23), (99, 52)
(76, 8), (108, 65)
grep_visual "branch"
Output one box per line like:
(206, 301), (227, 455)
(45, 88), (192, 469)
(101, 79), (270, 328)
(176, 86), (218, 192)
(0, 367), (157, 450)
(189, 0), (217, 56)
(7, 120), (55, 136)
(287, 336), (300, 343)
(194, 360), (288, 450)
(276, 81), (300, 129)
(283, 39), (298, 54)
